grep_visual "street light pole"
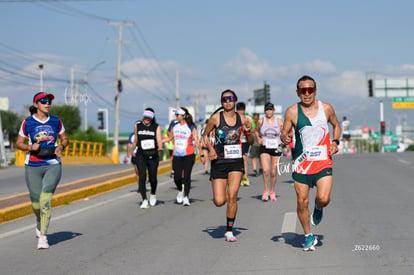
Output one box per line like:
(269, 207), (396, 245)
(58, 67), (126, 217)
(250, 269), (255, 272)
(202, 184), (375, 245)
(38, 64), (44, 92)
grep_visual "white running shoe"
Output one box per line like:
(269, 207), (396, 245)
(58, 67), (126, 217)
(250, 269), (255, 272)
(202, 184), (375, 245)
(37, 235), (49, 249)
(36, 228), (41, 238)
(183, 196), (191, 206)
(140, 199), (149, 209)
(176, 191), (184, 203)
(224, 231), (237, 242)
(149, 194), (157, 206)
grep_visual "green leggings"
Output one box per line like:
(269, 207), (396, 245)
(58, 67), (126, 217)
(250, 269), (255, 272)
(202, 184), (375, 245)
(25, 164), (62, 234)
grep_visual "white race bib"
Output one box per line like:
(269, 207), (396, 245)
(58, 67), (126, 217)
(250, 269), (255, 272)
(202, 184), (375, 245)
(224, 144), (242, 159)
(306, 145), (327, 161)
(175, 139), (187, 149)
(265, 139), (278, 149)
(141, 139), (155, 150)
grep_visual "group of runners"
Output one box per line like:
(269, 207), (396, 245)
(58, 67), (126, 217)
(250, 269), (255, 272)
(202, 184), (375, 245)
(17, 75), (341, 251)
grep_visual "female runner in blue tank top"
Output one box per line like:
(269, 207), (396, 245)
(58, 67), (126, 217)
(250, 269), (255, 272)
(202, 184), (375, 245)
(15, 92), (69, 249)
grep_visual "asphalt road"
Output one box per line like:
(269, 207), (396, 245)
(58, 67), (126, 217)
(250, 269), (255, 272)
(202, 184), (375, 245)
(0, 153), (413, 274)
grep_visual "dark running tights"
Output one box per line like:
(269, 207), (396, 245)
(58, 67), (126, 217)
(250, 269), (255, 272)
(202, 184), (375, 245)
(172, 154), (195, 197)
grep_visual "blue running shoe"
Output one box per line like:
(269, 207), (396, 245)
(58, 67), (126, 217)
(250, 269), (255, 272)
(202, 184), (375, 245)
(311, 199), (323, 226)
(303, 234), (317, 251)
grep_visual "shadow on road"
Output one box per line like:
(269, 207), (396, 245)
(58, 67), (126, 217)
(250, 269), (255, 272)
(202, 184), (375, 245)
(202, 225), (247, 239)
(47, 231), (83, 246)
(271, 232), (324, 249)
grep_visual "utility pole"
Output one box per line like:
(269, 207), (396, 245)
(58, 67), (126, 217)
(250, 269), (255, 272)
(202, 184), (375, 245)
(0, 111), (7, 167)
(108, 20), (134, 163)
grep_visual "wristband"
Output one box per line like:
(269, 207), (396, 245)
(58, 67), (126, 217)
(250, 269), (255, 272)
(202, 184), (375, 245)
(332, 139), (340, 146)
(244, 131), (252, 136)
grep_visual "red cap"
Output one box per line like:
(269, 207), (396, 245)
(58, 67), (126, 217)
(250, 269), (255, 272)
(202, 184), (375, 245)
(33, 92), (55, 104)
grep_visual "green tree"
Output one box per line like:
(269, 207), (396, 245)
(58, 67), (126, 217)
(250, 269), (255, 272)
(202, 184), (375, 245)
(0, 110), (20, 148)
(50, 105), (81, 135)
(70, 126), (109, 153)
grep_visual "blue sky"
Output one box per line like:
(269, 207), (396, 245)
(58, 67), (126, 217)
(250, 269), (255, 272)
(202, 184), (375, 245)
(1, 0), (414, 133)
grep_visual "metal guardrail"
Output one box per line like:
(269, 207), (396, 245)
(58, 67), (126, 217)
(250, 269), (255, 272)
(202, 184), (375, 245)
(61, 140), (105, 157)
(15, 140), (107, 166)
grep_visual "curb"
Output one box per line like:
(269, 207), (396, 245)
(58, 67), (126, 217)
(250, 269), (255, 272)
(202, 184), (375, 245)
(0, 163), (172, 224)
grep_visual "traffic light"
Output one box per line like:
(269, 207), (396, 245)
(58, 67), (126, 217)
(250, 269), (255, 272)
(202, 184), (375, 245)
(380, 121), (386, 135)
(368, 79), (373, 97)
(97, 111), (104, 130)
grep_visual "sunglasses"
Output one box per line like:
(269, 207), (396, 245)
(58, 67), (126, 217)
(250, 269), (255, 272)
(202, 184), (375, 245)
(38, 98), (52, 105)
(221, 95), (237, 103)
(298, 87), (315, 95)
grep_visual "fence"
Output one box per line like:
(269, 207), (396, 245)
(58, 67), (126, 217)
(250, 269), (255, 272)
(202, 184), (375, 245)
(15, 140), (113, 166)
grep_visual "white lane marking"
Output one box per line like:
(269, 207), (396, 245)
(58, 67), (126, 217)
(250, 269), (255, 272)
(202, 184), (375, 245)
(281, 212), (297, 239)
(397, 159), (410, 165)
(0, 177), (177, 240)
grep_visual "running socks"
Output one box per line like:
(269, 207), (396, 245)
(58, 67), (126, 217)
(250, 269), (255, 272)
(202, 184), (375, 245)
(226, 217), (235, 232)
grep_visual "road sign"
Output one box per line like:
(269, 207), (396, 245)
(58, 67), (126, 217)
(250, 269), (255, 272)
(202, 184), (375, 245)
(392, 96), (414, 109)
(374, 79), (414, 98)
(384, 144), (399, 151)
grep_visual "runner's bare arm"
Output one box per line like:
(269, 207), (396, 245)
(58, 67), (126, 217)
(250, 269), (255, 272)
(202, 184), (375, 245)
(281, 105), (296, 144)
(242, 115), (254, 145)
(203, 113), (219, 160)
(324, 102), (341, 155)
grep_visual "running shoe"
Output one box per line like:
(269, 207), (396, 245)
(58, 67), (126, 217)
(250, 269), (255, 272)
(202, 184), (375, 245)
(37, 235), (49, 249)
(243, 177), (250, 186)
(240, 178), (245, 186)
(253, 170), (258, 177)
(311, 199), (323, 226)
(183, 196), (191, 206)
(176, 191), (184, 204)
(36, 227), (41, 238)
(149, 194), (157, 206)
(262, 190), (269, 201)
(224, 231), (237, 242)
(270, 191), (277, 201)
(140, 199), (149, 209)
(303, 234), (318, 251)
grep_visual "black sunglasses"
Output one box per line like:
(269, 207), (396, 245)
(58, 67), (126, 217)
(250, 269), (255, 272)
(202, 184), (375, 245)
(221, 95), (237, 103)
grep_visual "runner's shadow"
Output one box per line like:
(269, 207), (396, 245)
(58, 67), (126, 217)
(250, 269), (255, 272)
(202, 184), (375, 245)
(202, 226), (247, 239)
(271, 233), (324, 248)
(47, 231), (83, 246)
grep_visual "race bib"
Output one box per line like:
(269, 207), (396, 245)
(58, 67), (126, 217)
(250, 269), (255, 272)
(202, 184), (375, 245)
(224, 144), (242, 159)
(175, 139), (187, 149)
(141, 139), (155, 150)
(265, 139), (278, 149)
(306, 145), (327, 161)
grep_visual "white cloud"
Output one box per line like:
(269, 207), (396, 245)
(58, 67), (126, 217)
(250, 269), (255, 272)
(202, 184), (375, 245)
(324, 71), (367, 97)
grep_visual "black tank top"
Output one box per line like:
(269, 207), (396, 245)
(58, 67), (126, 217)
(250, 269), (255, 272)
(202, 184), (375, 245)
(136, 121), (159, 155)
(213, 112), (242, 161)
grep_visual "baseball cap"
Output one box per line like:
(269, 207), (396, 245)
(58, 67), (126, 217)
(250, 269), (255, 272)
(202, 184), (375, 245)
(33, 92), (55, 104)
(173, 108), (186, 115)
(264, 102), (274, 110)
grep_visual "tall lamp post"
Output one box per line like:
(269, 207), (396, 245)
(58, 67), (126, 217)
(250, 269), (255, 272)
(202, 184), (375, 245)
(83, 60), (106, 130)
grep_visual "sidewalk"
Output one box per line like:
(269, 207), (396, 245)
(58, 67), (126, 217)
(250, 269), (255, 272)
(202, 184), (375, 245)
(0, 161), (172, 224)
